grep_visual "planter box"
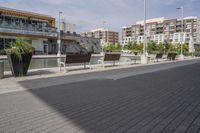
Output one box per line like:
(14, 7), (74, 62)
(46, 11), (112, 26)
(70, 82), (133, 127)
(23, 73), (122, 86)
(7, 53), (32, 77)
(0, 61), (4, 79)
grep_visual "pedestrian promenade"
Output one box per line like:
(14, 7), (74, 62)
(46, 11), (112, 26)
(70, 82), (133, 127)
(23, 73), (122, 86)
(0, 58), (200, 133)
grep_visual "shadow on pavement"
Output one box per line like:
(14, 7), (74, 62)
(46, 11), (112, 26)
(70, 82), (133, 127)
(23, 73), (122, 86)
(17, 61), (200, 132)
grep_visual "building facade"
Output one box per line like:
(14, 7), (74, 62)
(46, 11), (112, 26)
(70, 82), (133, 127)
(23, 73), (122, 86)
(0, 7), (80, 55)
(56, 19), (76, 34)
(77, 37), (101, 54)
(81, 28), (119, 46)
(122, 17), (200, 46)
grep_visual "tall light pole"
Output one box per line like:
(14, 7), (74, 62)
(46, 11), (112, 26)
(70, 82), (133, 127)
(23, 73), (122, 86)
(141, 0), (148, 64)
(176, 6), (184, 59)
(143, 0), (147, 57)
(101, 21), (106, 55)
(57, 11), (62, 57)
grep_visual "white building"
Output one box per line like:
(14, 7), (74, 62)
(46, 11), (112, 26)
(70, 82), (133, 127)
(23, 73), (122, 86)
(122, 16), (200, 46)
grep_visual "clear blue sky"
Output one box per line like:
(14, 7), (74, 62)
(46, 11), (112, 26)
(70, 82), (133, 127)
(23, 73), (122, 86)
(0, 0), (199, 35)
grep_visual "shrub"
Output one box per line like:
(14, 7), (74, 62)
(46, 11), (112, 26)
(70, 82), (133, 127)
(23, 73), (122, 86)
(5, 38), (34, 60)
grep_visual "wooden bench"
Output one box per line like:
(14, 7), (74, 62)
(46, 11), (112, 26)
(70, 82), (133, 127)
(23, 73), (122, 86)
(149, 53), (163, 62)
(167, 53), (177, 61)
(98, 53), (121, 67)
(155, 53), (163, 62)
(60, 53), (91, 72)
(126, 56), (141, 64)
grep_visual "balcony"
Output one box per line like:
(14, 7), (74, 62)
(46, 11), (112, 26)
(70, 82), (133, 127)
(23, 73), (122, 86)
(0, 21), (57, 37)
(60, 31), (80, 40)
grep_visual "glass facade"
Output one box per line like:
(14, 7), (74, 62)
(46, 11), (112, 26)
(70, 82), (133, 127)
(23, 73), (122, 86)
(0, 14), (57, 37)
(0, 8), (81, 55)
(0, 38), (16, 54)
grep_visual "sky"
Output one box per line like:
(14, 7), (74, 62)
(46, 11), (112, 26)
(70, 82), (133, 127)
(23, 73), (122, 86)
(0, 0), (200, 36)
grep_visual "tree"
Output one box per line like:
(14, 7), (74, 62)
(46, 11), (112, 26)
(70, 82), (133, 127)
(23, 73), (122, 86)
(163, 41), (171, 53)
(147, 41), (157, 54)
(116, 43), (122, 51)
(157, 43), (165, 53)
(174, 43), (189, 54)
(125, 42), (133, 50)
(137, 43), (144, 54)
(103, 43), (122, 52)
(168, 43), (178, 53)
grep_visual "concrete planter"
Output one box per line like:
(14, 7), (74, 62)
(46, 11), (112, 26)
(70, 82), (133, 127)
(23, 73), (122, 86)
(0, 61), (4, 79)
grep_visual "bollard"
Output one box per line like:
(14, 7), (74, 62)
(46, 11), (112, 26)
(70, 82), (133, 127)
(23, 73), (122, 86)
(0, 61), (4, 79)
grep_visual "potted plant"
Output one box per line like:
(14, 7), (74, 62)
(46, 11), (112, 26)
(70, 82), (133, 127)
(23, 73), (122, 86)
(5, 38), (34, 77)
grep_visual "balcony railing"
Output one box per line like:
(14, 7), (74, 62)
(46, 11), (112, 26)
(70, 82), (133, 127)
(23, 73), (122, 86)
(60, 31), (81, 38)
(0, 21), (57, 37)
(0, 27), (58, 37)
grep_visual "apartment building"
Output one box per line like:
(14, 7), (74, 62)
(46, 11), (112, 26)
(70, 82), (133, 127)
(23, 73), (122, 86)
(81, 28), (119, 46)
(122, 17), (200, 46)
(0, 7), (80, 55)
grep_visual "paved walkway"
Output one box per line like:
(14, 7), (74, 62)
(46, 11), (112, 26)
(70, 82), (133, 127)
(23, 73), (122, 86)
(0, 58), (199, 94)
(0, 59), (200, 132)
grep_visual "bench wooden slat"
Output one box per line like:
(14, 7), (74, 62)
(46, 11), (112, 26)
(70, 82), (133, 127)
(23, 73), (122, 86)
(65, 54), (91, 64)
(167, 53), (177, 60)
(104, 53), (121, 62)
(156, 53), (163, 59)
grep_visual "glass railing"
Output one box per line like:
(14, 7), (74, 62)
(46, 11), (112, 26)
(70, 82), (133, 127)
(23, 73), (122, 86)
(61, 32), (81, 38)
(0, 27), (57, 37)
(0, 22), (81, 38)
(0, 22), (57, 37)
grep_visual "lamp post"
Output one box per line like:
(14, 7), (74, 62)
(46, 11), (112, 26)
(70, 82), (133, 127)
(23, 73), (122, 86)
(141, 0), (148, 64)
(176, 6), (184, 60)
(57, 11), (62, 57)
(100, 21), (106, 55)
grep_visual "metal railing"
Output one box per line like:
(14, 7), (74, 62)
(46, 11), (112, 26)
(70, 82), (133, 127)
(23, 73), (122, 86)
(0, 27), (58, 37)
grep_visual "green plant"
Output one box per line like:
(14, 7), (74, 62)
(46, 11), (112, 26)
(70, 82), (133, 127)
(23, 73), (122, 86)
(124, 42), (143, 54)
(172, 43), (189, 55)
(137, 43), (143, 54)
(5, 38), (34, 60)
(196, 48), (200, 52)
(104, 43), (122, 52)
(147, 41), (157, 53)
(157, 43), (165, 53)
(168, 43), (178, 53)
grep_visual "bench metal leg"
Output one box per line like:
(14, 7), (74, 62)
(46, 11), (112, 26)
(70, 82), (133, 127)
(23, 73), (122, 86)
(60, 62), (67, 73)
(84, 63), (86, 69)
(60, 64), (62, 71)
(134, 59), (137, 64)
(89, 63), (92, 70)
(64, 64), (68, 73)
(63, 64), (67, 73)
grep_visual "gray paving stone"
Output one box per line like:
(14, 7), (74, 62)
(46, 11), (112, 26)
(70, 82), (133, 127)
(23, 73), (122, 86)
(0, 60), (200, 132)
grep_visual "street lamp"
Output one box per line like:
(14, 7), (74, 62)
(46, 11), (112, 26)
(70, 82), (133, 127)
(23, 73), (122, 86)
(57, 11), (62, 57)
(176, 6), (184, 59)
(144, 0), (147, 57)
(101, 21), (106, 55)
(141, 0), (148, 64)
